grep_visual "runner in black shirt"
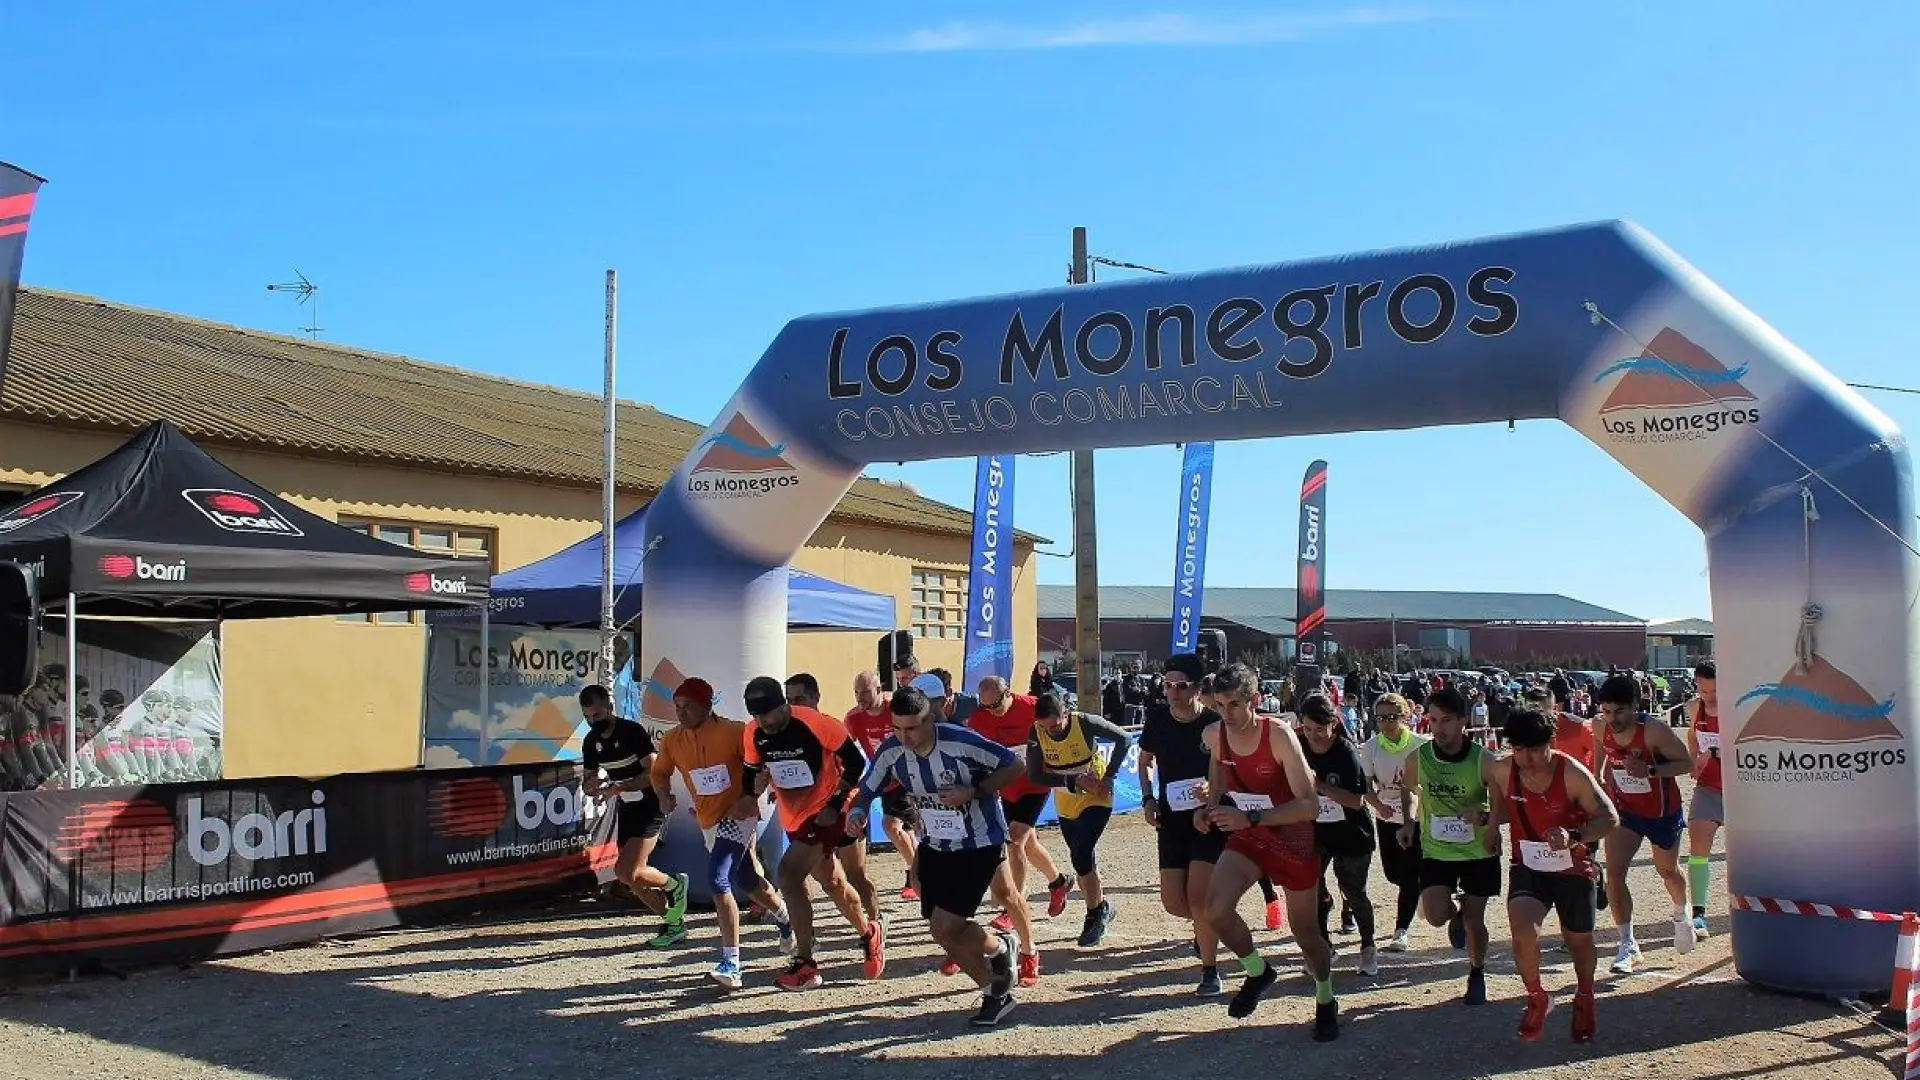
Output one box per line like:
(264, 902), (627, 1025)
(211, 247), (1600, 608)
(581, 684), (689, 947)
(1298, 692), (1379, 977)
(1136, 652), (1229, 996)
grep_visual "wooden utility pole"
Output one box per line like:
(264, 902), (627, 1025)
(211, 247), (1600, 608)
(1068, 227), (1102, 709)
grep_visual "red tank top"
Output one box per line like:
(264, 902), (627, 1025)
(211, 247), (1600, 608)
(1600, 716), (1680, 818)
(1693, 700), (1722, 791)
(1219, 720), (1315, 844)
(1507, 755), (1595, 878)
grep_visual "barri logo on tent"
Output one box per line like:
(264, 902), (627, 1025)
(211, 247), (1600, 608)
(181, 488), (306, 537)
(1594, 328), (1761, 445)
(186, 790), (328, 867)
(687, 414), (801, 499)
(0, 490), (82, 534)
(428, 777), (510, 839)
(407, 572), (471, 595)
(98, 554), (187, 582)
(51, 798), (176, 873)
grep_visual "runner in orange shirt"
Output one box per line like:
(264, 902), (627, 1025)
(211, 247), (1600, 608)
(741, 676), (885, 989)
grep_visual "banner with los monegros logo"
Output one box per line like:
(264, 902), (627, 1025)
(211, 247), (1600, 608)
(0, 762), (613, 974)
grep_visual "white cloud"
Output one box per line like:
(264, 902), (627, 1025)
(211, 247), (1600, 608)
(423, 745), (475, 769)
(446, 708), (484, 734)
(889, 7), (1433, 52)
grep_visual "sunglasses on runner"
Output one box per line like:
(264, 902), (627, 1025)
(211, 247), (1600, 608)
(1164, 680), (1194, 692)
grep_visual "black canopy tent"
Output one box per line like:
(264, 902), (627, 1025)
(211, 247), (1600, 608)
(0, 420), (490, 784)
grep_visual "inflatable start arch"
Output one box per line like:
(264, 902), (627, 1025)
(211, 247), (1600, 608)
(639, 221), (1916, 996)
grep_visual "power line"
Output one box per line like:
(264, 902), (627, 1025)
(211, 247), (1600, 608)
(1848, 382), (1920, 396)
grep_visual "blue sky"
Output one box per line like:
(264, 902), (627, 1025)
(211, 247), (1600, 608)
(6, 3), (1917, 623)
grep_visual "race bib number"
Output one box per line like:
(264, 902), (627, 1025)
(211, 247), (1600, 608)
(1430, 815), (1474, 844)
(1376, 789), (1404, 823)
(767, 759), (815, 790)
(1612, 767), (1653, 795)
(1165, 777), (1206, 812)
(1519, 839), (1574, 873)
(617, 790), (650, 804)
(1696, 731), (1720, 751)
(690, 764), (732, 797)
(1228, 792), (1274, 812)
(920, 808), (967, 841)
(1316, 796), (1345, 823)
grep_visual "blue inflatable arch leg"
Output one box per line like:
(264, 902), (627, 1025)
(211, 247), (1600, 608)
(640, 220), (1915, 997)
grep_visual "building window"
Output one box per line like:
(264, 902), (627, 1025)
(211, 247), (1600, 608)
(337, 519), (495, 624)
(910, 568), (968, 640)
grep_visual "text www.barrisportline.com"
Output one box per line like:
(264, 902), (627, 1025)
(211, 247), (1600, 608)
(80, 871), (318, 909)
(444, 835), (586, 866)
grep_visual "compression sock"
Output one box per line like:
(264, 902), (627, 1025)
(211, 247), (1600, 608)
(1688, 855), (1711, 915)
(1240, 953), (1268, 978)
(1314, 977), (1335, 1004)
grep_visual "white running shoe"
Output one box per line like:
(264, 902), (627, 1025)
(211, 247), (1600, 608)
(1693, 914), (1711, 940)
(1357, 946), (1379, 976)
(1385, 929), (1411, 953)
(1673, 915), (1697, 955)
(708, 960), (744, 991)
(1611, 939), (1641, 975)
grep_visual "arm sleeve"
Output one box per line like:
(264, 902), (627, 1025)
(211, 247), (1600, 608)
(1064, 714), (1134, 783)
(834, 737), (866, 788)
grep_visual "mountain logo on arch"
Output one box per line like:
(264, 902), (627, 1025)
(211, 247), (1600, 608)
(640, 656), (691, 723)
(685, 414), (802, 500)
(1734, 654), (1899, 746)
(1592, 329), (1762, 445)
(0, 490), (82, 534)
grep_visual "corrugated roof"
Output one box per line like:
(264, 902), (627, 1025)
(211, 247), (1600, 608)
(1649, 618), (1714, 637)
(3, 288), (1044, 543)
(1038, 585), (1643, 625)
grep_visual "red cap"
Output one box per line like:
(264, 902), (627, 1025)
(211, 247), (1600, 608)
(674, 677), (715, 708)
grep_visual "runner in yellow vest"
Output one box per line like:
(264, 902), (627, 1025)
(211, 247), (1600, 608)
(1026, 692), (1134, 947)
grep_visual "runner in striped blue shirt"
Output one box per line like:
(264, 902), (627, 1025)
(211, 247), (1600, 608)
(849, 678), (1029, 1028)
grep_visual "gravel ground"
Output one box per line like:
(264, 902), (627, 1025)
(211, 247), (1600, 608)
(0, 814), (1901, 1080)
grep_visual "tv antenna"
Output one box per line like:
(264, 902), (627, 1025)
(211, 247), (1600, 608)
(265, 271), (322, 338)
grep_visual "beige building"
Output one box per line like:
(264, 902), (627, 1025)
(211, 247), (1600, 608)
(0, 288), (1041, 779)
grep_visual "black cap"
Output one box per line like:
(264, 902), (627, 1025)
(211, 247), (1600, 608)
(742, 676), (786, 716)
(1164, 653), (1205, 680)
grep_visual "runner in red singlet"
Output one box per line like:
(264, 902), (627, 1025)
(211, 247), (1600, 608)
(1197, 664), (1339, 1041)
(1683, 661), (1722, 939)
(844, 670), (919, 900)
(1491, 706), (1618, 1043)
(1591, 673), (1694, 974)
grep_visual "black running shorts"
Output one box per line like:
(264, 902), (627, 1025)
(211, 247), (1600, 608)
(916, 844), (1006, 921)
(1508, 864), (1598, 934)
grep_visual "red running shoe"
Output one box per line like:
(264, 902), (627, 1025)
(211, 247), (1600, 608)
(1571, 992), (1595, 1043)
(1517, 990), (1552, 1042)
(990, 912), (1014, 933)
(901, 883), (920, 901)
(1018, 951), (1040, 988)
(861, 921), (886, 980)
(1265, 900), (1284, 931)
(776, 958), (823, 991)
(1047, 875), (1072, 919)
(939, 958), (962, 977)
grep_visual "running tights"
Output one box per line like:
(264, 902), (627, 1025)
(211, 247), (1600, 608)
(1317, 850), (1376, 947)
(1058, 806), (1112, 878)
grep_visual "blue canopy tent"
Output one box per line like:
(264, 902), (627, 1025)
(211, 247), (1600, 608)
(424, 504), (895, 631)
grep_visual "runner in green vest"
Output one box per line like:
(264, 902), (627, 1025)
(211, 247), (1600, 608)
(1396, 687), (1501, 1006)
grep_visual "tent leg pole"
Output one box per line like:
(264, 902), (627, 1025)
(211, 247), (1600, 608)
(479, 606), (491, 766)
(65, 594), (78, 790)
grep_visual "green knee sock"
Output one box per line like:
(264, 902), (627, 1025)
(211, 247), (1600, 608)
(1240, 953), (1267, 978)
(1687, 855), (1711, 911)
(1314, 976), (1335, 1004)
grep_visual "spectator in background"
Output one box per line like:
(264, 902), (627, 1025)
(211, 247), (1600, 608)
(1029, 661), (1054, 699)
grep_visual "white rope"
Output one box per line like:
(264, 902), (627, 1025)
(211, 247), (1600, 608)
(1581, 301), (1920, 564)
(1797, 486), (1821, 674)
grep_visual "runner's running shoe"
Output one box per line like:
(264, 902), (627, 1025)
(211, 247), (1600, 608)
(1047, 875), (1072, 919)
(861, 921), (886, 980)
(1517, 990), (1552, 1042)
(1077, 901), (1115, 947)
(647, 922), (687, 948)
(775, 958), (823, 990)
(708, 960), (744, 991)
(1571, 991), (1596, 1043)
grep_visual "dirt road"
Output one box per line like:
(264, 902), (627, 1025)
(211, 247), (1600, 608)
(0, 815), (1901, 1079)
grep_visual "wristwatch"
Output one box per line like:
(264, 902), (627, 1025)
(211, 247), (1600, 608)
(1247, 808), (1264, 827)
